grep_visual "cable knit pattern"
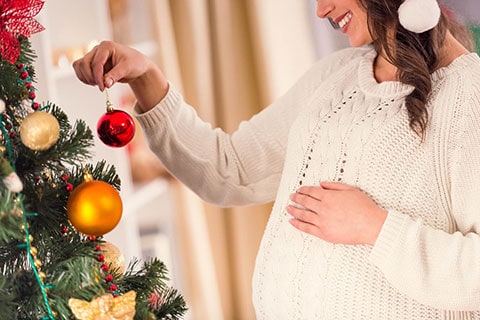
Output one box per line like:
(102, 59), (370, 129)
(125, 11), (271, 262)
(135, 47), (480, 319)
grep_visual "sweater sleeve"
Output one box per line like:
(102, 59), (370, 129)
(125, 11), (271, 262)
(134, 48), (369, 207)
(369, 87), (480, 311)
(134, 85), (287, 207)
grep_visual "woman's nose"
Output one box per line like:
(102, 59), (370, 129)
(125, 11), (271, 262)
(316, 0), (334, 19)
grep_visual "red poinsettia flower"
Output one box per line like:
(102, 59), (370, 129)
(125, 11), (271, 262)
(0, 0), (45, 64)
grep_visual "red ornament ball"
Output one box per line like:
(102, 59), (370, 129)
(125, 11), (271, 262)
(97, 109), (135, 147)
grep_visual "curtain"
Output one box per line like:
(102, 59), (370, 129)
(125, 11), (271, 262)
(144, 1), (318, 318)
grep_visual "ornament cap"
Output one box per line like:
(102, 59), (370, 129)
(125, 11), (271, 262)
(83, 170), (94, 182)
(106, 102), (115, 113)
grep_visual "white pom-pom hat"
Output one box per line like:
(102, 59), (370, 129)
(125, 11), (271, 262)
(398, 0), (441, 33)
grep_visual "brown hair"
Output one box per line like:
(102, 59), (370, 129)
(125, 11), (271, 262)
(360, 0), (474, 138)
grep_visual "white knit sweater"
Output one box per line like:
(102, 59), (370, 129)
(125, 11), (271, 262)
(135, 47), (480, 319)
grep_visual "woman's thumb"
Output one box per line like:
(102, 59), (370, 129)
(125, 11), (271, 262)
(104, 75), (115, 89)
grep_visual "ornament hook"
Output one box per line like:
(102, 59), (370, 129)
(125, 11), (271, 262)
(105, 90), (114, 113)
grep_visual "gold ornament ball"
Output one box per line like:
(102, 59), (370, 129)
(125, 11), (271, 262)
(20, 111), (60, 151)
(100, 241), (126, 274)
(67, 180), (123, 236)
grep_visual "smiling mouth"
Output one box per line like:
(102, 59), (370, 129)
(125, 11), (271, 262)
(338, 12), (353, 28)
(328, 11), (353, 31)
(328, 17), (340, 30)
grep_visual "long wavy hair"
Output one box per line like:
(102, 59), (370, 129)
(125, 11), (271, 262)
(360, 0), (474, 138)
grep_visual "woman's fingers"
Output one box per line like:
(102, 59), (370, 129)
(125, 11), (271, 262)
(72, 55), (94, 86)
(286, 204), (324, 239)
(91, 45), (113, 90)
(286, 204), (319, 225)
(72, 41), (118, 91)
(289, 191), (322, 213)
(319, 181), (354, 191)
(287, 183), (386, 245)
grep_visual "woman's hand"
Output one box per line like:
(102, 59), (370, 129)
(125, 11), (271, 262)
(286, 181), (387, 245)
(72, 40), (169, 113)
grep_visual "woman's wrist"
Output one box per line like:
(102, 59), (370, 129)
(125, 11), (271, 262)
(130, 66), (169, 113)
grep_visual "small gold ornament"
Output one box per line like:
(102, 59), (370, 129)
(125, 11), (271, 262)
(67, 173), (122, 236)
(19, 111), (60, 151)
(34, 258), (42, 268)
(101, 242), (126, 274)
(68, 290), (136, 320)
(25, 234), (34, 243)
(38, 271), (46, 282)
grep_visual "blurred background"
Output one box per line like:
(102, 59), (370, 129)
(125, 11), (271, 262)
(30, 1), (479, 319)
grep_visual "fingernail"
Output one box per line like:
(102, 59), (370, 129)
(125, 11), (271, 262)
(105, 77), (114, 88)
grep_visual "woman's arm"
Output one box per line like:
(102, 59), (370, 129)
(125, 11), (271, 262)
(369, 92), (480, 310)
(73, 41), (168, 112)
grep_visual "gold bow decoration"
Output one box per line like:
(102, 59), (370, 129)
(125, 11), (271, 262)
(68, 290), (136, 320)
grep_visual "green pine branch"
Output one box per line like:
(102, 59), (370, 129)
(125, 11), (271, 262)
(1, 35), (187, 319)
(0, 274), (17, 320)
(120, 258), (188, 320)
(0, 38), (37, 108)
(0, 190), (24, 244)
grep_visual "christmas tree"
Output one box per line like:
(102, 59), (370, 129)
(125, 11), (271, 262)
(0, 1), (186, 319)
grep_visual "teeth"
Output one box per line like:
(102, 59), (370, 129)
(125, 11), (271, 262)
(338, 12), (353, 28)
